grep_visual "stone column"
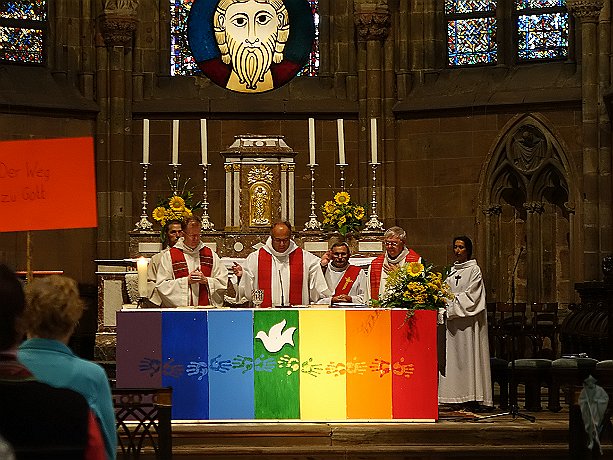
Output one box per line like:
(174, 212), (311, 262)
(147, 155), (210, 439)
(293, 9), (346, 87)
(98, 0), (139, 258)
(233, 164), (241, 229)
(280, 164), (288, 222)
(568, 0), (604, 281)
(354, 1), (391, 220)
(224, 164), (233, 230)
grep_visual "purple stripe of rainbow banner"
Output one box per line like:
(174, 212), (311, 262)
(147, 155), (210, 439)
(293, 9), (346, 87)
(116, 309), (437, 421)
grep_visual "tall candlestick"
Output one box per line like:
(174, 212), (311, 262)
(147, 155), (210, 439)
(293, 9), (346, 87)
(200, 119), (208, 165)
(142, 119), (150, 164)
(337, 119), (345, 164)
(308, 118), (316, 165)
(137, 257), (148, 298)
(172, 119), (179, 165)
(370, 118), (378, 164)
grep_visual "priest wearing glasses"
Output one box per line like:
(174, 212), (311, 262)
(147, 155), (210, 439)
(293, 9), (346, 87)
(369, 226), (421, 300)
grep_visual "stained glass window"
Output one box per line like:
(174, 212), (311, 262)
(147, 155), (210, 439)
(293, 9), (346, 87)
(515, 0), (568, 61)
(446, 0), (497, 66)
(0, 0), (46, 64)
(297, 0), (319, 77)
(170, 0), (320, 77)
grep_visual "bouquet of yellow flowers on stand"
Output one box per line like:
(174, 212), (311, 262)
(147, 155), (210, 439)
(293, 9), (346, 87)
(373, 261), (453, 318)
(152, 186), (203, 244)
(321, 191), (366, 236)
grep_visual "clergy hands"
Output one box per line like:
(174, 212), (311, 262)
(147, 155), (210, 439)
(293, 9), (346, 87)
(232, 262), (243, 279)
(320, 251), (332, 268)
(332, 294), (352, 303)
(188, 269), (208, 285)
(383, 262), (400, 274)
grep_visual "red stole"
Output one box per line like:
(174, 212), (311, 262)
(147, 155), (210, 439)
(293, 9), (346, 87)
(170, 246), (213, 306)
(257, 248), (304, 307)
(369, 249), (421, 300)
(334, 265), (362, 297)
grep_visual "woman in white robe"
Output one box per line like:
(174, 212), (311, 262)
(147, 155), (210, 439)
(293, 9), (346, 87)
(438, 236), (493, 409)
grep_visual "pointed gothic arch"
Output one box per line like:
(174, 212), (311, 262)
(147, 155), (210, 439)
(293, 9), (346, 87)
(478, 114), (580, 306)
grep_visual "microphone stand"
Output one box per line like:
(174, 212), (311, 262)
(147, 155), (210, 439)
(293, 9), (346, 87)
(478, 246), (535, 423)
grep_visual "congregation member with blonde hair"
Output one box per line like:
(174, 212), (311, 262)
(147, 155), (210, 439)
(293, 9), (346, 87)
(17, 275), (117, 460)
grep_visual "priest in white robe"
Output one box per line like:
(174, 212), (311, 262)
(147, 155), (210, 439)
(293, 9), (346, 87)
(155, 216), (227, 307)
(438, 236), (492, 408)
(368, 226), (421, 300)
(317, 242), (368, 305)
(233, 221), (330, 307)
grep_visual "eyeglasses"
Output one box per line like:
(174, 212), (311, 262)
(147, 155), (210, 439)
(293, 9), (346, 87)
(384, 241), (401, 247)
(332, 252), (348, 257)
(272, 237), (290, 244)
(185, 233), (201, 238)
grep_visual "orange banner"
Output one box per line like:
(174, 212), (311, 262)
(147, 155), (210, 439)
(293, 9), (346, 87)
(0, 137), (97, 232)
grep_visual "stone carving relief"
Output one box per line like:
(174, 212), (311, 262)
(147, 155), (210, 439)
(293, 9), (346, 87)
(507, 125), (547, 173)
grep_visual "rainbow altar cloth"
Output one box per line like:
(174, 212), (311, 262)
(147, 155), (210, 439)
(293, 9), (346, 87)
(116, 308), (438, 422)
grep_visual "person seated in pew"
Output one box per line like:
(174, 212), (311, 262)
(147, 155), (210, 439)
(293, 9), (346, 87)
(369, 226), (422, 301)
(232, 221), (330, 307)
(0, 265), (107, 460)
(155, 216), (227, 307)
(317, 241), (368, 306)
(146, 219), (182, 306)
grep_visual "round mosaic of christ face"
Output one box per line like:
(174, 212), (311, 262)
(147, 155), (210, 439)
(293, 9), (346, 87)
(187, 0), (315, 94)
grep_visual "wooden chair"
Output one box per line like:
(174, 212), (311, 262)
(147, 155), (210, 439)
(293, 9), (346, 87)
(527, 302), (559, 358)
(113, 387), (172, 460)
(494, 302), (528, 360)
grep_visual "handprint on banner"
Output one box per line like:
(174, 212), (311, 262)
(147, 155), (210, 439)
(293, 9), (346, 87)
(392, 357), (415, 378)
(162, 358), (184, 378)
(300, 357), (323, 377)
(209, 354), (232, 373)
(277, 354), (300, 376)
(231, 355), (254, 373)
(186, 361), (209, 380)
(139, 357), (161, 377)
(325, 360), (368, 376)
(370, 358), (391, 377)
(346, 360), (368, 375)
(325, 361), (346, 376)
(253, 354), (276, 372)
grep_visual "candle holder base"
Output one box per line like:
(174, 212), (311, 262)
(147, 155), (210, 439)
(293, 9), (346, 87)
(133, 216), (154, 232)
(201, 216), (216, 232)
(304, 217), (323, 231)
(363, 216), (385, 233)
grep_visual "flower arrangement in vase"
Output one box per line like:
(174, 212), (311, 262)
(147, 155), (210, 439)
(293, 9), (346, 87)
(321, 191), (366, 236)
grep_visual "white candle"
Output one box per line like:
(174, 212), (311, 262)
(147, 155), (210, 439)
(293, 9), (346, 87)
(308, 118), (315, 165)
(200, 119), (208, 165)
(337, 119), (345, 164)
(370, 118), (378, 164)
(137, 257), (148, 298)
(142, 119), (150, 164)
(172, 119), (179, 165)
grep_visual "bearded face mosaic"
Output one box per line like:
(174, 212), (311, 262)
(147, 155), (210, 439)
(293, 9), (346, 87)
(187, 0), (316, 93)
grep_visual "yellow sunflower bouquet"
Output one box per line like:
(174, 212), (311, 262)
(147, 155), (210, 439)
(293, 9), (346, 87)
(152, 181), (203, 240)
(374, 261), (453, 315)
(321, 191), (366, 236)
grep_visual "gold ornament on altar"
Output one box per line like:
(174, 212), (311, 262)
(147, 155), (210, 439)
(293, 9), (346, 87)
(321, 192), (366, 236)
(248, 166), (273, 227)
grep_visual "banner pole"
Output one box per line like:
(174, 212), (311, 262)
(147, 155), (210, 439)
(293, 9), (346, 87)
(26, 231), (32, 284)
